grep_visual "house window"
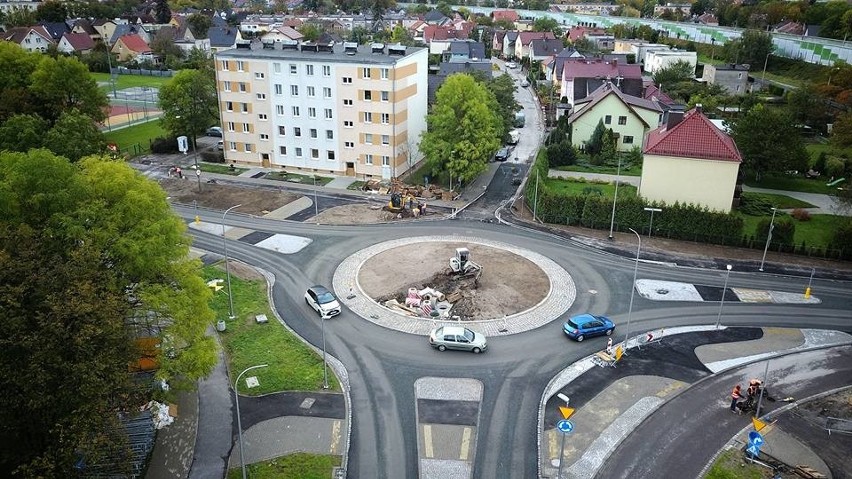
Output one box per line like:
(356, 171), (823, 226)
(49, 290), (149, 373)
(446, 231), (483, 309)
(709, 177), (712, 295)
(327, 150), (335, 160)
(307, 86), (315, 97)
(623, 136), (634, 144)
(279, 146), (287, 155)
(344, 121), (354, 128)
(221, 60), (229, 71)
(323, 87), (332, 98)
(618, 116), (627, 125)
(343, 77), (353, 84)
(326, 130), (333, 139)
(273, 62), (281, 73)
(306, 64), (314, 75)
(310, 128), (318, 138)
(276, 105), (285, 115)
(365, 133), (373, 144)
(274, 84), (283, 95)
(237, 61), (244, 72)
(382, 155), (390, 166)
(364, 90), (372, 101)
(365, 154), (373, 165)
(308, 107), (316, 118)
(260, 134), (269, 140)
(256, 93), (266, 100)
(364, 112), (373, 123)
(294, 127), (301, 137)
(292, 106), (300, 116)
(324, 108), (333, 119)
(289, 64), (297, 74)
(239, 82), (247, 92)
(278, 126), (286, 135)
(258, 114), (267, 120)
(244, 143), (253, 152)
(224, 81), (232, 92)
(381, 68), (389, 79)
(226, 101), (233, 111)
(381, 113), (390, 124)
(344, 99), (353, 106)
(345, 141), (354, 148)
(241, 103), (248, 113)
(381, 135), (389, 145)
(255, 72), (265, 79)
(362, 67), (371, 79)
(604, 115), (612, 124)
(295, 147), (303, 157)
(323, 65), (331, 76)
(290, 85), (299, 96)
(229, 141), (237, 150)
(381, 91), (389, 102)
(242, 123), (250, 132)
(311, 148), (319, 159)
(227, 122), (235, 132)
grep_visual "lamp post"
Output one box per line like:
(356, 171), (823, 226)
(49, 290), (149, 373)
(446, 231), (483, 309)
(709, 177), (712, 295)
(761, 52), (770, 83)
(608, 155), (622, 240)
(313, 175), (319, 224)
(223, 204), (242, 320)
(321, 313), (329, 389)
(643, 207), (662, 238)
(715, 264), (732, 329)
(758, 207), (777, 272)
(235, 364), (268, 479)
(104, 37), (116, 98)
(533, 168), (540, 221)
(623, 228), (641, 350)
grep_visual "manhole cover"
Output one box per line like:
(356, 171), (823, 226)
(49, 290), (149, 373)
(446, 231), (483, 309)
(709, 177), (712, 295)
(656, 289), (669, 295)
(588, 289), (598, 294)
(300, 398), (316, 409)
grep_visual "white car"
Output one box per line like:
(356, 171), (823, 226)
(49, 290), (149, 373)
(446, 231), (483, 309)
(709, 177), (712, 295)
(506, 61), (517, 69)
(429, 326), (487, 353)
(520, 79), (530, 87)
(305, 285), (341, 318)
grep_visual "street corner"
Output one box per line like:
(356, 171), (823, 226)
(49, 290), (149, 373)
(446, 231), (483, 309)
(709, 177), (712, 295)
(227, 416), (346, 469)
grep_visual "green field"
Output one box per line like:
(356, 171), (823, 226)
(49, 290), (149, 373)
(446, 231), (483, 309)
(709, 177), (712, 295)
(738, 212), (840, 249)
(91, 72), (173, 92)
(544, 177), (638, 197)
(705, 449), (770, 479)
(555, 163), (642, 177)
(103, 121), (166, 154)
(265, 171), (335, 185)
(203, 265), (340, 395)
(740, 192), (815, 209)
(744, 174), (836, 194)
(199, 162), (247, 175)
(227, 453), (341, 479)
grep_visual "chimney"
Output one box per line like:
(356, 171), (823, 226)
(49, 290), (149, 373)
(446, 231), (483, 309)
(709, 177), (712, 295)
(695, 103), (703, 114)
(664, 109), (685, 130)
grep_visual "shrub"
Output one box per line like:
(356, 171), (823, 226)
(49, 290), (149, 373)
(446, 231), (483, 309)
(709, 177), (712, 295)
(546, 141), (577, 167)
(791, 208), (811, 221)
(756, 216), (795, 245)
(582, 186), (603, 196)
(200, 151), (224, 163)
(738, 194), (774, 216)
(825, 157), (845, 178)
(150, 136), (179, 154)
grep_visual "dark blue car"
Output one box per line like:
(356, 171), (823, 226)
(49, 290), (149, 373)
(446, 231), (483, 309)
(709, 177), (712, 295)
(562, 314), (615, 342)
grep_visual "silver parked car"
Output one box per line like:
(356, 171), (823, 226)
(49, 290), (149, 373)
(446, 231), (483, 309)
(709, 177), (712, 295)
(429, 326), (487, 353)
(305, 285), (341, 318)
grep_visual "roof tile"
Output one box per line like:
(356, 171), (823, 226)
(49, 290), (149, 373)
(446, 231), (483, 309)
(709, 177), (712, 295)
(643, 108), (741, 162)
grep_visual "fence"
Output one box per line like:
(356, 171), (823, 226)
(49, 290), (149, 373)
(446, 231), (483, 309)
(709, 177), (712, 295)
(113, 67), (176, 77)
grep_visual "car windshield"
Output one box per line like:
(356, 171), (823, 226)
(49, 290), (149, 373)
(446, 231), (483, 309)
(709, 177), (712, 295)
(317, 291), (335, 304)
(566, 320), (581, 330)
(462, 329), (474, 341)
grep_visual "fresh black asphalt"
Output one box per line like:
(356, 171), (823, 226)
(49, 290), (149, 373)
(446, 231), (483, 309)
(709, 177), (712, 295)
(778, 403), (852, 477)
(417, 399), (480, 426)
(237, 391), (346, 430)
(238, 230), (274, 245)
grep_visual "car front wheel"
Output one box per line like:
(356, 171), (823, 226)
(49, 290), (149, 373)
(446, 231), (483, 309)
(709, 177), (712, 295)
(472, 347), (482, 354)
(576, 335), (584, 342)
(606, 329), (613, 336)
(437, 345), (446, 352)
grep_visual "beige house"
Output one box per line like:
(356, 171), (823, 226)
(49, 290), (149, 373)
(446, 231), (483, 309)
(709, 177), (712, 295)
(640, 107), (742, 213)
(566, 83), (663, 152)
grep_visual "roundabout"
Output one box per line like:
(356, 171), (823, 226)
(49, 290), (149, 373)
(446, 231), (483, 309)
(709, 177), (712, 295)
(332, 235), (578, 336)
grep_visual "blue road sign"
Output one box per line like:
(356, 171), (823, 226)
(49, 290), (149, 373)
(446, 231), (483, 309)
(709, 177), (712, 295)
(747, 431), (764, 457)
(556, 419), (574, 434)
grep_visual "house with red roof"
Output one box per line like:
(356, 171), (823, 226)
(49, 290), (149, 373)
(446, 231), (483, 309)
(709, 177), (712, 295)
(640, 107), (742, 212)
(57, 32), (96, 54)
(492, 9), (519, 23)
(566, 82), (663, 152)
(513, 31), (555, 59)
(568, 26), (606, 43)
(560, 58), (643, 106)
(111, 33), (153, 62)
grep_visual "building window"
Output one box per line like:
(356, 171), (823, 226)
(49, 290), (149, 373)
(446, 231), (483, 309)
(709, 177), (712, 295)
(237, 61), (244, 72)
(324, 108), (333, 119)
(364, 90), (372, 101)
(260, 133), (269, 140)
(221, 60), (229, 71)
(326, 130), (333, 139)
(344, 121), (354, 128)
(242, 123), (250, 132)
(382, 155), (390, 166)
(279, 146), (287, 155)
(364, 112), (373, 123)
(276, 105), (285, 115)
(381, 135), (389, 145)
(362, 67), (371, 79)
(306, 64), (314, 75)
(224, 81), (232, 92)
(345, 141), (354, 148)
(381, 91), (389, 102)
(323, 65), (331, 76)
(278, 126), (286, 135)
(381, 113), (390, 124)
(255, 72), (264, 79)
(310, 128), (317, 138)
(311, 148), (319, 159)
(365, 133), (373, 144)
(226, 101), (233, 112)
(307, 86), (315, 97)
(623, 136), (634, 144)
(244, 143), (253, 152)
(290, 85), (299, 96)
(256, 93), (266, 100)
(323, 87), (332, 98)
(618, 116), (627, 125)
(273, 62), (281, 73)
(292, 106), (300, 116)
(308, 107), (316, 118)
(229, 141), (237, 150)
(381, 68), (389, 79)
(343, 77), (352, 84)
(295, 147), (303, 157)
(239, 82), (247, 92)
(227, 122), (235, 132)
(294, 127), (301, 137)
(327, 150), (335, 160)
(365, 154), (373, 165)
(241, 103), (248, 113)
(344, 99), (353, 106)
(274, 84), (283, 95)
(258, 114), (267, 120)
(604, 115), (612, 124)
(290, 64), (297, 74)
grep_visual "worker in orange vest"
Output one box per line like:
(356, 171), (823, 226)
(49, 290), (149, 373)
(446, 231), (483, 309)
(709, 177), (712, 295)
(730, 384), (743, 413)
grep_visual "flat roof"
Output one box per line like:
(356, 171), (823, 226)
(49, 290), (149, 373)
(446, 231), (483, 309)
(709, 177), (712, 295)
(215, 42), (425, 64)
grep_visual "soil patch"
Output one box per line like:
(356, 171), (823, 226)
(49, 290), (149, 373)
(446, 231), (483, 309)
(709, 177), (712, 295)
(358, 242), (549, 321)
(313, 203), (440, 225)
(159, 178), (299, 216)
(209, 261), (264, 281)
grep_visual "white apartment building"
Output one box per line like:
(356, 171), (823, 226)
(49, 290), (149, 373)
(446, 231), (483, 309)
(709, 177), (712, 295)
(215, 42), (428, 179)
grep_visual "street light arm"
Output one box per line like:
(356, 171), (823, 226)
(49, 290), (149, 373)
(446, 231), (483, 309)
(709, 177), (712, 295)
(235, 363), (269, 390)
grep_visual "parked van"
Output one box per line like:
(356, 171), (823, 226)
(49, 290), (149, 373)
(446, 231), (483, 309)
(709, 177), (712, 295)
(514, 111), (526, 128)
(508, 130), (520, 145)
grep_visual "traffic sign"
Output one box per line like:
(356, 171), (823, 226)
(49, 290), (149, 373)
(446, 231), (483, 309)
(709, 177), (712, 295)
(559, 406), (575, 419)
(556, 419), (574, 434)
(746, 431), (764, 457)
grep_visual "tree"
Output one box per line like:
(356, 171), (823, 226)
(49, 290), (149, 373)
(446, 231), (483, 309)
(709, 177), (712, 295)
(0, 113), (47, 152)
(652, 60), (695, 86)
(830, 112), (852, 148)
(0, 151), (217, 475)
(35, 0), (67, 22)
(298, 23), (322, 41)
(731, 104), (809, 181)
(475, 72), (520, 143)
(786, 84), (831, 131)
(187, 13), (212, 39)
(546, 141), (577, 167)
(690, 0), (711, 16)
(722, 29), (773, 67)
(158, 69), (218, 147)
(150, 28), (185, 69)
(45, 109), (107, 161)
(390, 25), (414, 46)
(532, 17), (561, 36)
(29, 55), (109, 125)
(420, 74), (503, 184)
(586, 119), (606, 156)
(154, 0), (171, 24)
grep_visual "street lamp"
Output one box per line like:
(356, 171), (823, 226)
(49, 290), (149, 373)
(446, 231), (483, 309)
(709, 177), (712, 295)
(715, 264), (732, 329)
(235, 364), (268, 479)
(623, 228), (641, 350)
(312, 175), (319, 224)
(761, 52), (771, 83)
(758, 207), (777, 272)
(643, 207), (662, 238)
(223, 204), (242, 319)
(321, 313), (329, 389)
(608, 155), (622, 240)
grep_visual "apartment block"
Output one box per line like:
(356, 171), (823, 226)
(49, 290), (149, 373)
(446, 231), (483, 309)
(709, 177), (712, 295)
(215, 42), (428, 179)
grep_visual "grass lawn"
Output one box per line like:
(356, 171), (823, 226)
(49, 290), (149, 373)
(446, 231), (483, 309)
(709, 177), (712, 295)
(737, 212), (840, 248)
(740, 192), (815, 209)
(265, 171), (335, 186)
(347, 180), (367, 190)
(199, 162), (248, 176)
(104, 121), (165, 154)
(555, 163), (642, 177)
(202, 265), (340, 394)
(744, 175), (836, 194)
(705, 449), (771, 479)
(91, 72), (173, 91)
(226, 453), (341, 479)
(544, 177), (638, 197)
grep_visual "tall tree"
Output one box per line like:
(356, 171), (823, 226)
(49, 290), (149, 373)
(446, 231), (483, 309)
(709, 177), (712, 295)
(45, 109), (107, 161)
(0, 113), (48, 152)
(158, 69), (218, 147)
(35, 0), (67, 22)
(420, 73), (503, 184)
(187, 12), (213, 39)
(154, 0), (172, 23)
(722, 29), (774, 67)
(731, 104), (808, 181)
(652, 59), (695, 86)
(786, 84), (831, 131)
(830, 111), (852, 148)
(29, 55), (109, 125)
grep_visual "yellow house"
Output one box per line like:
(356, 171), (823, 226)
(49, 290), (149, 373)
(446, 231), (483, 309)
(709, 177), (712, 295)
(640, 107), (742, 213)
(566, 83), (663, 152)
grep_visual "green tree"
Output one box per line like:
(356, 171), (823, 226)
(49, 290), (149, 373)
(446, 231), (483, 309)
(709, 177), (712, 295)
(390, 25), (414, 46)
(348, 26), (371, 43)
(546, 141), (577, 167)
(586, 119), (606, 156)
(0, 151), (216, 475)
(600, 128), (618, 164)
(45, 109), (107, 161)
(154, 0), (172, 23)
(830, 112), (852, 148)
(474, 72), (520, 143)
(0, 113), (47, 152)
(158, 69), (218, 148)
(786, 84), (831, 131)
(722, 29), (773, 67)
(652, 60), (695, 86)
(30, 55), (109, 125)
(532, 17), (561, 36)
(35, 0), (67, 22)
(187, 13), (213, 39)
(421, 74), (503, 184)
(0, 43), (42, 123)
(494, 18), (516, 31)
(298, 23), (322, 41)
(731, 104), (808, 181)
